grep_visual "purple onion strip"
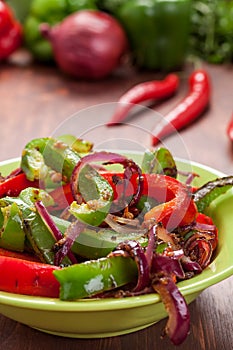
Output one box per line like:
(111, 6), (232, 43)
(145, 225), (157, 268)
(71, 151), (144, 208)
(110, 240), (150, 292)
(151, 254), (185, 280)
(152, 276), (190, 346)
(54, 220), (85, 266)
(35, 200), (77, 264)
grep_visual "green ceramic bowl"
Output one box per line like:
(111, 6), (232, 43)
(0, 156), (232, 338)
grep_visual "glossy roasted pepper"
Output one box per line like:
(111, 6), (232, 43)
(0, 202), (25, 252)
(53, 254), (138, 300)
(21, 137), (81, 182)
(69, 164), (114, 226)
(105, 0), (191, 71)
(0, 253), (60, 297)
(23, 0), (97, 61)
(0, 188), (72, 265)
(0, 0), (22, 60)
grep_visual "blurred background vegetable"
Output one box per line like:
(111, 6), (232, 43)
(4, 0), (233, 71)
(22, 0), (97, 62)
(40, 10), (128, 79)
(0, 0), (22, 60)
(98, 0), (192, 71)
(189, 0), (233, 64)
(6, 0), (31, 22)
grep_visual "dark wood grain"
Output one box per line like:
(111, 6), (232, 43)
(0, 52), (232, 350)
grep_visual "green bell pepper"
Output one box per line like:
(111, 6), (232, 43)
(21, 137), (81, 182)
(104, 0), (191, 71)
(23, 0), (97, 61)
(0, 202), (25, 252)
(141, 147), (177, 178)
(69, 164), (114, 226)
(53, 254), (138, 300)
(0, 188), (71, 265)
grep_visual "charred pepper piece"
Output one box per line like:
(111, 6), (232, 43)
(0, 171), (39, 198)
(193, 175), (233, 212)
(0, 254), (60, 297)
(141, 147), (177, 178)
(0, 202), (25, 252)
(69, 164), (114, 226)
(21, 137), (81, 182)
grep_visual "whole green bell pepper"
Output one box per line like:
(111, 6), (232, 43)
(23, 0), (97, 61)
(104, 0), (191, 71)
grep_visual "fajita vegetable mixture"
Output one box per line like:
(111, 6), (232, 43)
(0, 136), (233, 345)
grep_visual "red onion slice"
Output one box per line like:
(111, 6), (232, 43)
(109, 240), (150, 292)
(54, 220), (85, 266)
(71, 151), (144, 209)
(151, 254), (185, 280)
(35, 200), (77, 264)
(152, 276), (190, 346)
(181, 256), (202, 274)
(104, 214), (147, 235)
(184, 235), (213, 269)
(145, 225), (157, 268)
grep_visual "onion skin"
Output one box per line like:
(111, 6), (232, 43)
(40, 10), (128, 79)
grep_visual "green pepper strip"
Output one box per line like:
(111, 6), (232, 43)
(21, 137), (81, 182)
(141, 147), (177, 178)
(69, 164), (114, 226)
(0, 188), (71, 265)
(193, 175), (233, 212)
(0, 202), (25, 252)
(53, 254), (138, 300)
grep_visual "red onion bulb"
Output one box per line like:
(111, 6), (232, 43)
(40, 10), (128, 79)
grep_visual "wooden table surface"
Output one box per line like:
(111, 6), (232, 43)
(0, 52), (232, 350)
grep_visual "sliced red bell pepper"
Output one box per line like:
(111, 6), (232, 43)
(49, 172), (197, 229)
(49, 182), (73, 211)
(141, 173), (197, 229)
(0, 247), (40, 262)
(0, 172), (39, 198)
(0, 253), (60, 297)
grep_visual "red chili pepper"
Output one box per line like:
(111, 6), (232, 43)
(0, 1), (22, 60)
(0, 254), (60, 297)
(106, 74), (179, 126)
(226, 113), (233, 142)
(151, 69), (211, 145)
(0, 172), (39, 198)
